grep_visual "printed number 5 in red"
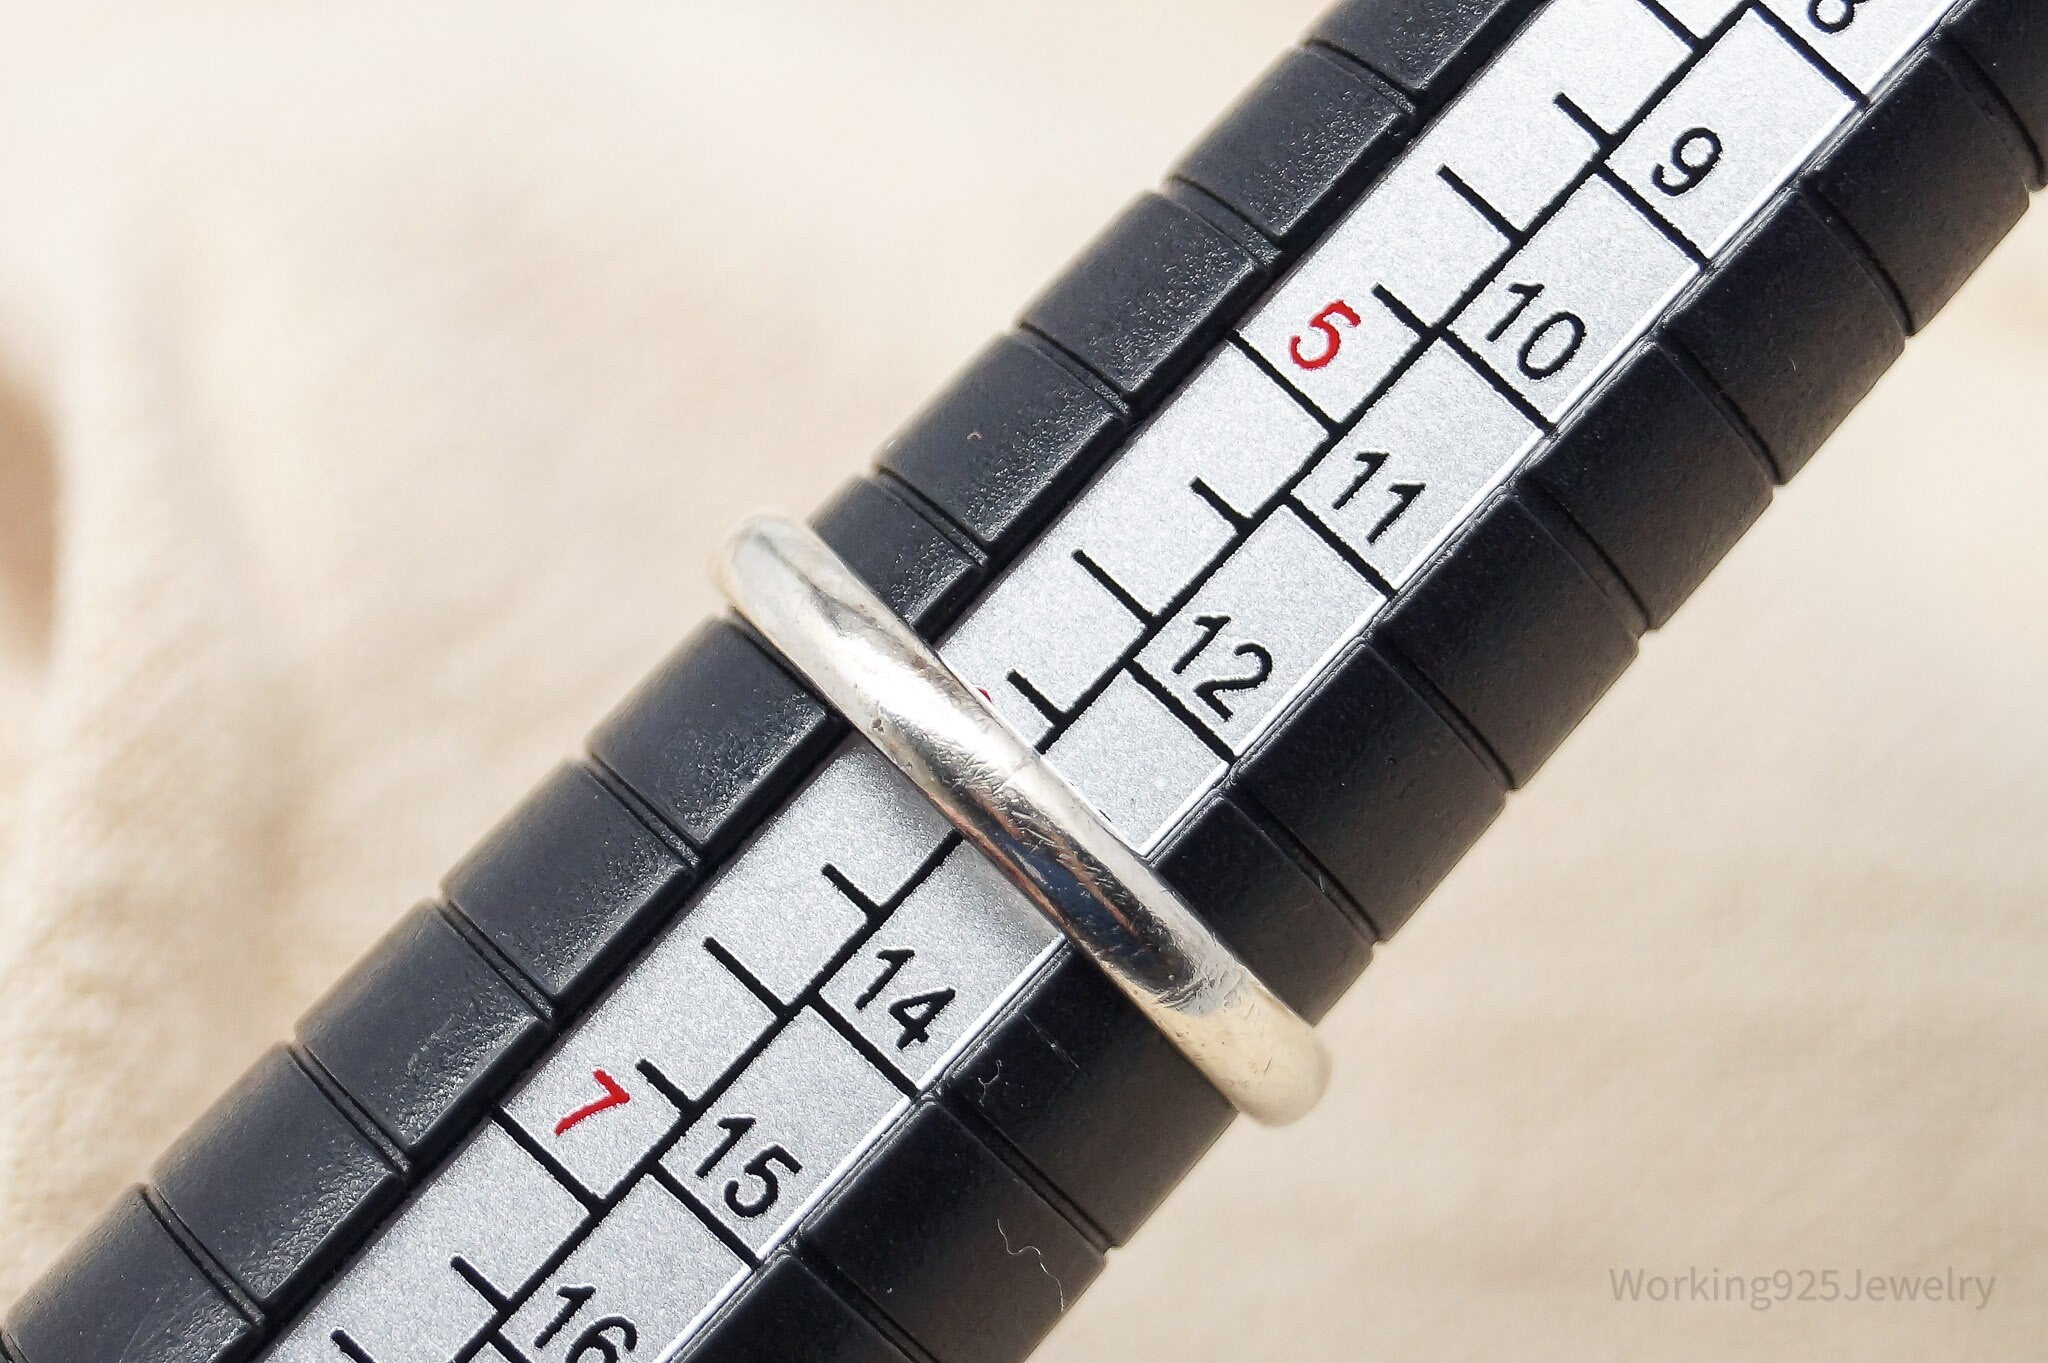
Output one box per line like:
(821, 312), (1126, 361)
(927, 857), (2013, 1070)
(554, 1068), (632, 1135)
(1289, 300), (1361, 371)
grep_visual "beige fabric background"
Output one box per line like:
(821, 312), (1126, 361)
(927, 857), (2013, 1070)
(0, 1), (2042, 1356)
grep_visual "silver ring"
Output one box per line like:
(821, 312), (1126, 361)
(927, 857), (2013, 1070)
(716, 515), (1330, 1126)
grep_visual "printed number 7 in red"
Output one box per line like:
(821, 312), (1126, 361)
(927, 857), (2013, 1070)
(554, 1068), (632, 1135)
(1289, 300), (1361, 371)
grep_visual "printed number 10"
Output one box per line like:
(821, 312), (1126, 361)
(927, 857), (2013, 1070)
(1486, 281), (1585, 381)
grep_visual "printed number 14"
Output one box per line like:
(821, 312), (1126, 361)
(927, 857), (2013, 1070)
(856, 947), (954, 1050)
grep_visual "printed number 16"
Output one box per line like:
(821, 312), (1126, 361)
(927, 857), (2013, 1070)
(1808, 0), (1868, 33)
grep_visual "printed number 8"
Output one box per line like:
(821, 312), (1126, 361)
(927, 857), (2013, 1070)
(1808, 0), (1868, 33)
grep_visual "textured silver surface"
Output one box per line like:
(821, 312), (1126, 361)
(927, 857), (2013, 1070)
(1238, 0), (1688, 422)
(1659, 0), (1743, 36)
(273, 1124), (585, 1363)
(688, 745), (947, 1002)
(663, 1009), (906, 1253)
(1453, 178), (1699, 419)
(1046, 670), (1229, 847)
(1613, 12), (1854, 254)
(501, 1178), (746, 1363)
(1240, 153), (1505, 420)
(512, 932), (772, 1182)
(503, 888), (801, 1199)
(1762, 0), (1958, 93)
(1137, 509), (1384, 755)
(942, 346), (1322, 734)
(941, 533), (1144, 744)
(1418, 0), (1691, 228)
(1297, 342), (1541, 585)
(821, 840), (1061, 1088)
(1054, 346), (1327, 615)
(505, 1032), (681, 1201)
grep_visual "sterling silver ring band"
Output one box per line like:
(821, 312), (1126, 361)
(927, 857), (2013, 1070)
(716, 514), (1330, 1126)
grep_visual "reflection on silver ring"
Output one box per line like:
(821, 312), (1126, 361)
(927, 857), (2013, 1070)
(716, 514), (1330, 1126)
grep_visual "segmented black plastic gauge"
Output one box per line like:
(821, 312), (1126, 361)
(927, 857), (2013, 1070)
(5, 0), (2042, 1360)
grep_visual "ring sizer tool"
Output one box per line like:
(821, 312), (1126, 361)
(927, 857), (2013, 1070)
(716, 514), (1331, 1127)
(9, 0), (2042, 1355)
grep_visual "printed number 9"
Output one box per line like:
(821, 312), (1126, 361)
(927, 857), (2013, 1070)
(1651, 127), (1722, 197)
(1807, 0), (1868, 34)
(1290, 300), (1361, 370)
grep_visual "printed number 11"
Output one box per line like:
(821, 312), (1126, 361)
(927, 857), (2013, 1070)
(1332, 449), (1423, 544)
